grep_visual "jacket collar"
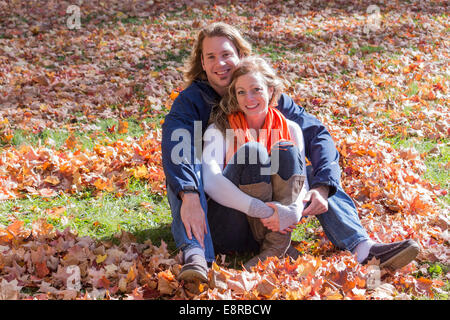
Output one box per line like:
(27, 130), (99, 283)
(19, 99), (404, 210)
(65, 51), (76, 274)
(193, 79), (221, 102)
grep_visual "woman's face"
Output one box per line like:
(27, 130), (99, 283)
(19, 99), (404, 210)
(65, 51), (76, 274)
(234, 72), (273, 120)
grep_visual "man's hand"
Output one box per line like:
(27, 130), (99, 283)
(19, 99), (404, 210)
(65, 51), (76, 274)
(302, 185), (329, 216)
(179, 192), (207, 248)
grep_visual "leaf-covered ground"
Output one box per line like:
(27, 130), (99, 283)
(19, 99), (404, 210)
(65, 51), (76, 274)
(0, 0), (448, 300)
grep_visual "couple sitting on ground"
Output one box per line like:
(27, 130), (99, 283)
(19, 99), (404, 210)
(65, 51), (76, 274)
(161, 22), (420, 282)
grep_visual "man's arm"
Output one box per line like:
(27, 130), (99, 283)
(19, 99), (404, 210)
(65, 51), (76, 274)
(276, 93), (341, 197)
(161, 91), (209, 246)
(162, 93), (203, 198)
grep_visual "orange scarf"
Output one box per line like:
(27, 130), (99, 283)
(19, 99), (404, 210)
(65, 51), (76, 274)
(225, 107), (293, 165)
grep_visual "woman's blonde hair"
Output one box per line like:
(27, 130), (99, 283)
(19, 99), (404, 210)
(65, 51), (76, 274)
(183, 22), (252, 87)
(211, 56), (286, 134)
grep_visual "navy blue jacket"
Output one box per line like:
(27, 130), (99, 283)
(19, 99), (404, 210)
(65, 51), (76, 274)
(162, 80), (341, 199)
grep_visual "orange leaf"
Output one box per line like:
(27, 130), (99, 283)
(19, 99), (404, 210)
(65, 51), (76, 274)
(94, 178), (114, 192)
(32, 218), (54, 238)
(65, 134), (77, 150)
(169, 90), (179, 101)
(127, 265), (136, 282)
(44, 175), (60, 186)
(7, 220), (30, 239)
(118, 120), (129, 134)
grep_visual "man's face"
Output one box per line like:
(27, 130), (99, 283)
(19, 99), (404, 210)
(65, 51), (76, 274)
(201, 36), (240, 96)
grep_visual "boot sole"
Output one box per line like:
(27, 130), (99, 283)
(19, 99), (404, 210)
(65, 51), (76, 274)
(178, 269), (208, 283)
(380, 243), (420, 270)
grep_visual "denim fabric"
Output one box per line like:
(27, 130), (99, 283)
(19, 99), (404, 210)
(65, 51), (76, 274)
(166, 163), (216, 263)
(309, 166), (371, 251)
(207, 141), (303, 254)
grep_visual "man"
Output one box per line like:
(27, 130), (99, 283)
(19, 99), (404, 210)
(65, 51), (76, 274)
(161, 22), (420, 282)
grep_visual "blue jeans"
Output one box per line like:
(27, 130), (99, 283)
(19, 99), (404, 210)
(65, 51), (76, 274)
(167, 145), (370, 263)
(166, 163), (216, 263)
(310, 165), (371, 251)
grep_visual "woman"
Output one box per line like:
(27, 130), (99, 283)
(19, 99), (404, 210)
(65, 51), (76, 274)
(202, 56), (309, 269)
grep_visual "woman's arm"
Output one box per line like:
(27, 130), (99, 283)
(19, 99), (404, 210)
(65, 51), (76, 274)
(202, 124), (273, 218)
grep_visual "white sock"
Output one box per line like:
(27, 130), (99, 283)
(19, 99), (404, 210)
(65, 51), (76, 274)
(183, 246), (205, 263)
(353, 240), (376, 263)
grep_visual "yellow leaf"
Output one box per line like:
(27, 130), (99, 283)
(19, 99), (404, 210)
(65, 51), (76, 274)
(96, 254), (107, 264)
(133, 165), (148, 179)
(127, 265), (136, 282)
(44, 175), (60, 185)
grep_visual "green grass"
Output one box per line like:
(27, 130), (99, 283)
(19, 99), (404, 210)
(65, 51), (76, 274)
(406, 81), (420, 96)
(0, 178), (175, 250)
(348, 45), (385, 56)
(3, 116), (157, 150)
(385, 135), (449, 205)
(256, 44), (288, 62)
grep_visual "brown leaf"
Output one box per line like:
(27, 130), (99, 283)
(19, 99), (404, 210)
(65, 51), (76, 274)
(35, 261), (50, 278)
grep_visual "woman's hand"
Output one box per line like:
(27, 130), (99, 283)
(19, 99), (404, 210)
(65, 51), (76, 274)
(260, 202), (279, 232)
(261, 202), (298, 234)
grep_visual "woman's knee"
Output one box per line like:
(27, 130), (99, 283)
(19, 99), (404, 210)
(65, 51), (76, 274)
(234, 141), (269, 166)
(229, 142), (271, 184)
(271, 141), (303, 179)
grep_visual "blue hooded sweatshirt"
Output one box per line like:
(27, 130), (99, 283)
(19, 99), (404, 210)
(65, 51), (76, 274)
(162, 80), (341, 200)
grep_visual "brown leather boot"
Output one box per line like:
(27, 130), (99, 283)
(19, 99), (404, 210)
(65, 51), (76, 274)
(271, 174), (305, 205)
(243, 218), (291, 270)
(239, 178), (303, 269)
(272, 173), (306, 260)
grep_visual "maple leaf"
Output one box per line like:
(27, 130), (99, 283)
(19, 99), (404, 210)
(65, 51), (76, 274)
(32, 218), (55, 239)
(44, 176), (60, 186)
(64, 134), (77, 150)
(35, 261), (50, 278)
(256, 276), (277, 298)
(157, 270), (178, 295)
(6, 220), (31, 241)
